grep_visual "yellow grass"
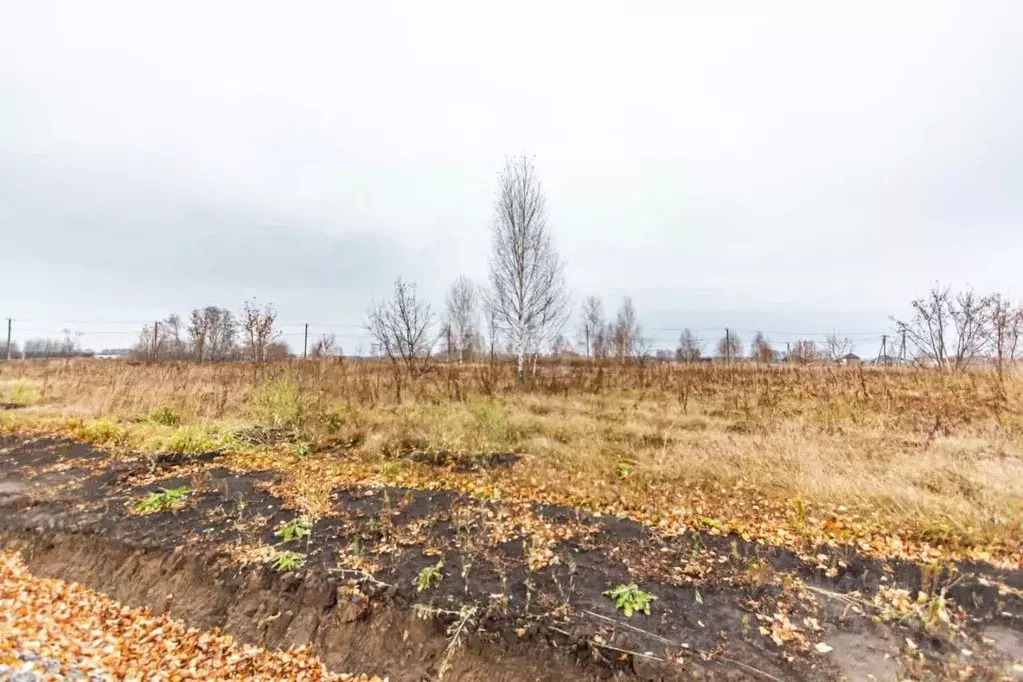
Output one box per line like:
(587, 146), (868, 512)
(1, 358), (1021, 565)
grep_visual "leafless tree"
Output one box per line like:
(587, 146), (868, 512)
(367, 278), (436, 382)
(750, 331), (775, 364)
(445, 275), (479, 363)
(188, 306), (237, 362)
(988, 294), (1022, 377)
(716, 332), (742, 362)
(163, 314), (187, 360)
(485, 305), (500, 362)
(612, 296), (644, 360)
(311, 333), (339, 359)
(241, 299), (280, 363)
(675, 329), (702, 362)
(60, 328), (83, 358)
(789, 339), (821, 364)
(132, 324), (161, 363)
(893, 283), (992, 370)
(894, 284), (951, 368)
(579, 296), (604, 358)
(823, 333), (853, 362)
(486, 155), (569, 383)
(949, 288), (992, 370)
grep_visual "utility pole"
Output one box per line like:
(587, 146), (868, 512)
(898, 328), (907, 365)
(153, 320), (160, 361)
(725, 328), (731, 364)
(5, 318), (11, 362)
(303, 323), (309, 360)
(877, 334), (888, 366)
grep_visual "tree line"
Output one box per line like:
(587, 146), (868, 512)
(6, 158), (1019, 377)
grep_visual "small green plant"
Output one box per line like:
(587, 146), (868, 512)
(415, 561), (444, 592)
(616, 461), (634, 479)
(273, 550), (306, 573)
(149, 405), (180, 426)
(603, 583), (656, 617)
(296, 442), (312, 458)
(325, 405), (347, 433)
(275, 517), (313, 543)
(135, 486), (191, 514)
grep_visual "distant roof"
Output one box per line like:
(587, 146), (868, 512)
(842, 353), (860, 360)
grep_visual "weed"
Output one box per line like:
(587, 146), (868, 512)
(149, 405), (180, 426)
(616, 460), (634, 479)
(415, 560), (444, 592)
(150, 425), (221, 454)
(603, 583), (656, 616)
(0, 381), (41, 406)
(249, 377), (307, 430)
(135, 486), (191, 514)
(275, 517), (313, 543)
(325, 405), (348, 433)
(72, 418), (128, 446)
(296, 442), (312, 458)
(272, 550), (306, 573)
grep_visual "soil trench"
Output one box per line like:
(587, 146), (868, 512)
(1, 531), (583, 681)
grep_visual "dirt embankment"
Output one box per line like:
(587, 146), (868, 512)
(1, 435), (1021, 680)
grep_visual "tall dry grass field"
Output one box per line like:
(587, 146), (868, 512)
(2, 357), (1021, 564)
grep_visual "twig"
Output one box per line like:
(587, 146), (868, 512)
(580, 610), (785, 682)
(329, 567), (392, 588)
(583, 610), (678, 646)
(715, 655), (786, 682)
(549, 626), (669, 663)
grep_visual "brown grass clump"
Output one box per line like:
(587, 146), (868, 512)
(1, 358), (1020, 566)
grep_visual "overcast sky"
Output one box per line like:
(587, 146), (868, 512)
(2, 1), (1022, 355)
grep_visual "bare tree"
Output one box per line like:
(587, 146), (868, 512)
(675, 329), (702, 362)
(132, 324), (161, 363)
(612, 296), (643, 360)
(949, 288), (992, 370)
(750, 331), (775, 364)
(579, 296), (604, 358)
(445, 275), (479, 364)
(716, 332), (742, 362)
(823, 333), (852, 362)
(367, 278), (436, 382)
(241, 299), (279, 363)
(893, 283), (992, 370)
(486, 155), (569, 383)
(163, 314), (186, 360)
(60, 328), (83, 358)
(188, 306), (237, 362)
(789, 339), (821, 364)
(988, 294), (1022, 377)
(311, 333), (338, 359)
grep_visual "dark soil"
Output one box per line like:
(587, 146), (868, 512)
(1, 435), (1021, 681)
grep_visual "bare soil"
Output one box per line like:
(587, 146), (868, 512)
(1, 435), (1021, 680)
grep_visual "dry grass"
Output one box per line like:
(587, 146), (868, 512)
(1, 358), (1021, 564)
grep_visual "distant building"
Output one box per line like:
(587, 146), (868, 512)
(839, 353), (861, 365)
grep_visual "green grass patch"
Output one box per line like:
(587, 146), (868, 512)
(0, 380), (41, 406)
